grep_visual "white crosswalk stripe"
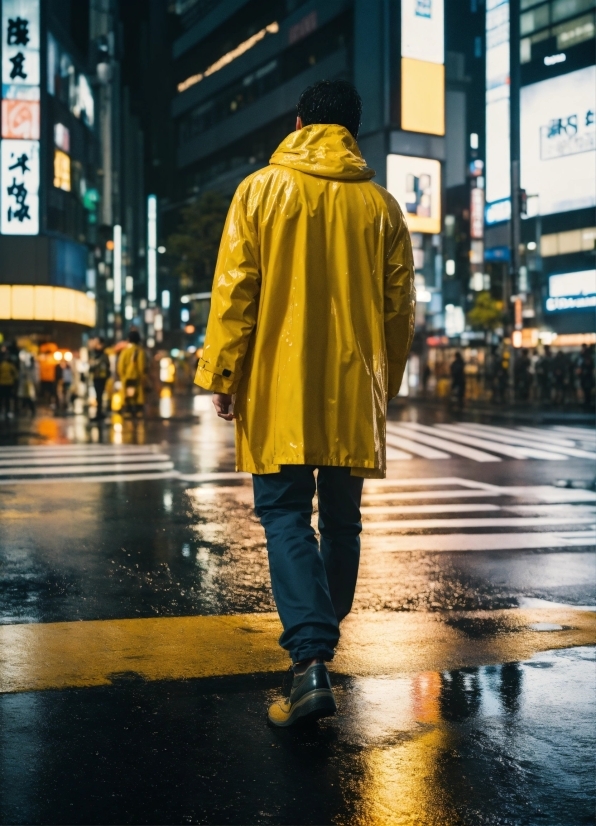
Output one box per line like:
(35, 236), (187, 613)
(444, 423), (596, 460)
(0, 444), (176, 484)
(360, 476), (596, 553)
(180, 472), (596, 554)
(385, 422), (596, 463)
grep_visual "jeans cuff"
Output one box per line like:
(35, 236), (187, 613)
(290, 646), (335, 664)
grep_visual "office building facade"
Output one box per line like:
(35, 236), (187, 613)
(170, 0), (451, 337)
(485, 0), (595, 340)
(0, 0), (146, 348)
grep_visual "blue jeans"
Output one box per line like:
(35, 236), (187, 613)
(253, 465), (364, 663)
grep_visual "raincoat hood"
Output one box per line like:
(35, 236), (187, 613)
(270, 124), (375, 181)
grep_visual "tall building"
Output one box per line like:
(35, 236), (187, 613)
(0, 0), (147, 348)
(484, 0), (596, 341)
(168, 0), (451, 341)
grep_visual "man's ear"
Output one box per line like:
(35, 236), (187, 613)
(296, 116), (303, 130)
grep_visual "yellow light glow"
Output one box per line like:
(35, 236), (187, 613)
(34, 286), (54, 320)
(54, 351), (63, 361)
(0, 285), (96, 327)
(178, 22), (279, 93)
(64, 351), (73, 362)
(53, 149), (71, 191)
(552, 333), (596, 346)
(11, 286), (34, 320)
(401, 58), (445, 136)
(0, 285), (10, 319)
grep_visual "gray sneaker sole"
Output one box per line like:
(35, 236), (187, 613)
(268, 688), (337, 728)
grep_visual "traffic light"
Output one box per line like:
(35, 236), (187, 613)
(519, 188), (528, 217)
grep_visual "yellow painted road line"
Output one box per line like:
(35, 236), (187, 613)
(0, 608), (594, 694)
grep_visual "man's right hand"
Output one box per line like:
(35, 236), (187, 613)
(213, 393), (234, 421)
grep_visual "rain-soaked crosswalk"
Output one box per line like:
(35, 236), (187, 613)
(0, 424), (594, 484)
(0, 443), (176, 484)
(385, 422), (596, 462)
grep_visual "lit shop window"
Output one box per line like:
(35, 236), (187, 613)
(53, 149), (70, 191)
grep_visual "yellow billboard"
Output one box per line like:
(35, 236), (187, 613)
(401, 58), (445, 136)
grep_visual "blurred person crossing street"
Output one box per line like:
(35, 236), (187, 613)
(195, 80), (415, 727)
(450, 352), (466, 408)
(89, 338), (111, 421)
(17, 350), (36, 416)
(514, 349), (532, 402)
(536, 345), (553, 403)
(60, 359), (73, 414)
(117, 330), (147, 418)
(0, 348), (18, 419)
(577, 343), (595, 410)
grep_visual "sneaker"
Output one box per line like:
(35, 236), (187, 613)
(268, 662), (337, 727)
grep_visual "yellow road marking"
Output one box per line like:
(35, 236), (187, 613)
(0, 608), (594, 694)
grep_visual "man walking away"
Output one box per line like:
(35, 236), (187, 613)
(90, 338), (111, 420)
(195, 81), (415, 726)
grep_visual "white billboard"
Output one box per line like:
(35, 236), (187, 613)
(386, 154), (441, 234)
(485, 0), (510, 217)
(1, 138), (39, 234)
(401, 0), (444, 64)
(521, 66), (596, 216)
(546, 269), (596, 314)
(1, 0), (40, 96)
(1, 0), (40, 236)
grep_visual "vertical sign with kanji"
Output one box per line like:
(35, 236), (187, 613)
(1, 0), (40, 235)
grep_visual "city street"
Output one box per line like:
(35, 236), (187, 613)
(1, 399), (594, 825)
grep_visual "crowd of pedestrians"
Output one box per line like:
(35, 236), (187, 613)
(447, 344), (595, 409)
(512, 344), (595, 408)
(0, 330), (150, 423)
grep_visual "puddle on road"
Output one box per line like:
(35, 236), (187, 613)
(326, 646), (595, 825)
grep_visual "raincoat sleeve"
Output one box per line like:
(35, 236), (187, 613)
(195, 186), (260, 395)
(384, 205), (416, 400)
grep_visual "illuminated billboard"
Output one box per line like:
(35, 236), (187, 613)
(1, 138), (39, 234)
(546, 269), (596, 311)
(521, 66), (596, 217)
(401, 0), (444, 63)
(1, 98), (39, 138)
(1, 0), (40, 236)
(401, 0), (445, 136)
(485, 0), (510, 222)
(0, 285), (96, 326)
(386, 154), (441, 234)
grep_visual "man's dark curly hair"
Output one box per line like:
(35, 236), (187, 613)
(297, 80), (362, 139)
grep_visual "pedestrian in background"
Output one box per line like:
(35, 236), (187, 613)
(195, 80), (415, 727)
(552, 350), (569, 405)
(450, 351), (466, 408)
(17, 350), (36, 416)
(90, 337), (111, 420)
(39, 351), (58, 409)
(0, 348), (18, 419)
(61, 359), (73, 414)
(118, 330), (146, 417)
(536, 345), (553, 403)
(578, 344), (595, 410)
(514, 349), (531, 402)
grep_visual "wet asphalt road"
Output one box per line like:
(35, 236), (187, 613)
(0, 396), (595, 825)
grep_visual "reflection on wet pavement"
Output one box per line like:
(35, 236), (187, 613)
(0, 647), (593, 825)
(0, 403), (594, 824)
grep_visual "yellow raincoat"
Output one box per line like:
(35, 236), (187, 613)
(195, 124), (415, 477)
(117, 344), (147, 405)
